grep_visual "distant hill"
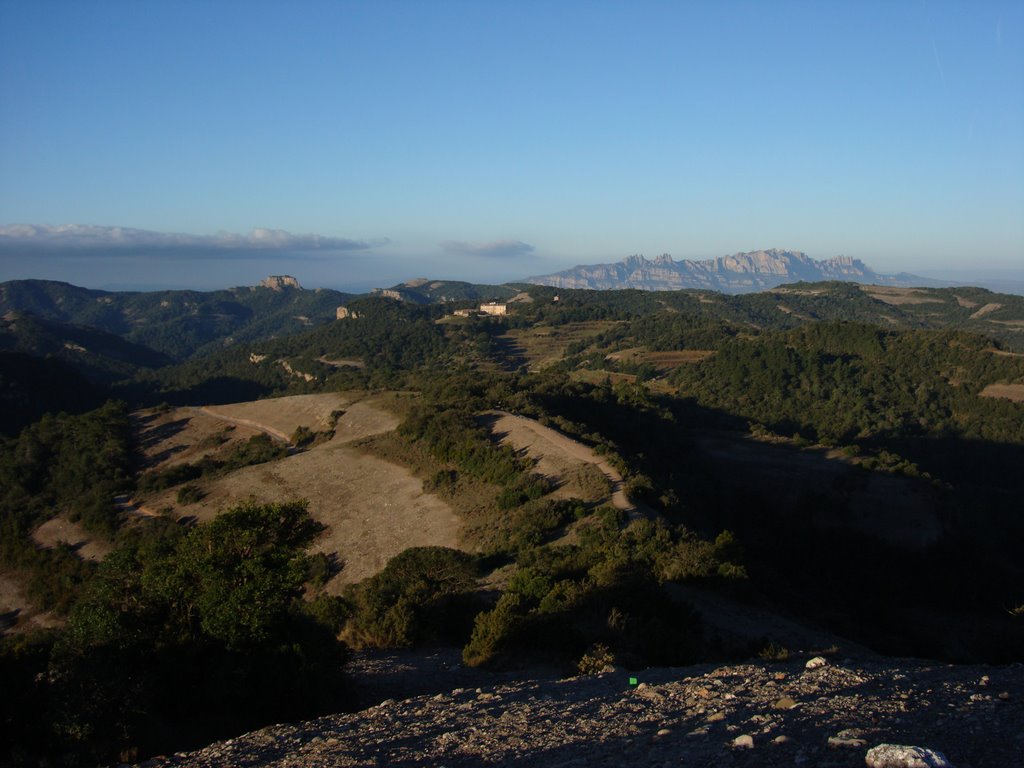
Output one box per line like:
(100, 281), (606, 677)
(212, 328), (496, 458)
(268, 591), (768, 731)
(377, 279), (520, 304)
(526, 249), (939, 293)
(0, 279), (353, 360)
(0, 311), (172, 432)
(1, 311), (173, 383)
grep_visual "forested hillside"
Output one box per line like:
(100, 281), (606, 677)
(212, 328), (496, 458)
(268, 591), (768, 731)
(0, 279), (352, 359)
(2, 278), (1023, 766)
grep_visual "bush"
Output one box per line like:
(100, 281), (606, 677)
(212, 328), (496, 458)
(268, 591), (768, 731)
(34, 501), (349, 766)
(342, 547), (479, 649)
(758, 641), (790, 662)
(176, 484), (204, 505)
(291, 425), (316, 448)
(577, 642), (614, 675)
(463, 593), (525, 667)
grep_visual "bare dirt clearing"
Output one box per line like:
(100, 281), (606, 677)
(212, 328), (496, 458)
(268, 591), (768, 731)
(30, 515), (111, 562)
(980, 382), (1024, 402)
(862, 286), (944, 305)
(139, 393), (454, 590)
(969, 302), (1003, 319)
(954, 294), (979, 308)
(0, 572), (61, 634)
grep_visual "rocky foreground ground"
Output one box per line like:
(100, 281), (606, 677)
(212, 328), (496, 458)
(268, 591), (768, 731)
(134, 653), (1022, 768)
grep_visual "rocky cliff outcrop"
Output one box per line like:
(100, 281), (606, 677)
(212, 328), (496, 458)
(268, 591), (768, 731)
(134, 655), (1021, 767)
(260, 275), (302, 290)
(527, 250), (928, 293)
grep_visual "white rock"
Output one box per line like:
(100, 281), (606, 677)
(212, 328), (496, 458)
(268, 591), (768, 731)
(805, 656), (828, 670)
(732, 734), (755, 749)
(865, 743), (955, 768)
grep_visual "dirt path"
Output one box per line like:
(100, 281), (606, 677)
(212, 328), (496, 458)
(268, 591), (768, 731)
(188, 406), (293, 443)
(196, 392), (361, 444)
(115, 494), (162, 519)
(486, 411), (654, 518)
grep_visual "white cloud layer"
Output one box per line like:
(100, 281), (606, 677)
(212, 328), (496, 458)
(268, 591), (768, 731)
(0, 224), (383, 257)
(440, 239), (535, 259)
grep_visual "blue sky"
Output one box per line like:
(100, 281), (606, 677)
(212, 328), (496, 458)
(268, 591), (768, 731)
(1, 0), (1021, 290)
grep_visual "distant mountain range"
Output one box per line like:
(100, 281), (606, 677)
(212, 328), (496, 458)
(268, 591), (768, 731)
(526, 249), (939, 293)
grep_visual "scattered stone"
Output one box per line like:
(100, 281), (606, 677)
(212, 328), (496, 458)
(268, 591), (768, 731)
(130, 658), (1022, 768)
(773, 696), (798, 710)
(732, 734), (755, 749)
(827, 734), (867, 748)
(865, 743), (955, 768)
(805, 656), (828, 670)
(998, 691), (1010, 701)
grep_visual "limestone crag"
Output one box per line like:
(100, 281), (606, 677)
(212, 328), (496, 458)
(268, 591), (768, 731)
(260, 276), (302, 291)
(527, 250), (925, 293)
(133, 656), (1023, 767)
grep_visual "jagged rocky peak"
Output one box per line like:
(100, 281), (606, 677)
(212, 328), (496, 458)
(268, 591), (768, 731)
(526, 249), (915, 294)
(260, 275), (301, 291)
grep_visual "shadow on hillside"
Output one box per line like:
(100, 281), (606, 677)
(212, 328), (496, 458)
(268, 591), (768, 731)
(523, 390), (1023, 663)
(134, 416), (190, 449)
(488, 333), (529, 371)
(0, 608), (19, 632)
(117, 376), (275, 408)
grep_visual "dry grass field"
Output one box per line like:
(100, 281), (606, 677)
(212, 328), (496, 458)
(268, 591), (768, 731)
(861, 286), (945, 305)
(201, 392), (353, 440)
(497, 321), (622, 370)
(980, 382), (1024, 402)
(605, 347), (713, 368)
(137, 393), (459, 591)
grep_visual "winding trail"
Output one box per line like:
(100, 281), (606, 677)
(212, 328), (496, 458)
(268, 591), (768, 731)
(486, 410), (656, 520)
(187, 406), (293, 444)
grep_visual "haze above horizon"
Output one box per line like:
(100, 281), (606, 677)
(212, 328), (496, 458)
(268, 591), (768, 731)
(1, 1), (1022, 291)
